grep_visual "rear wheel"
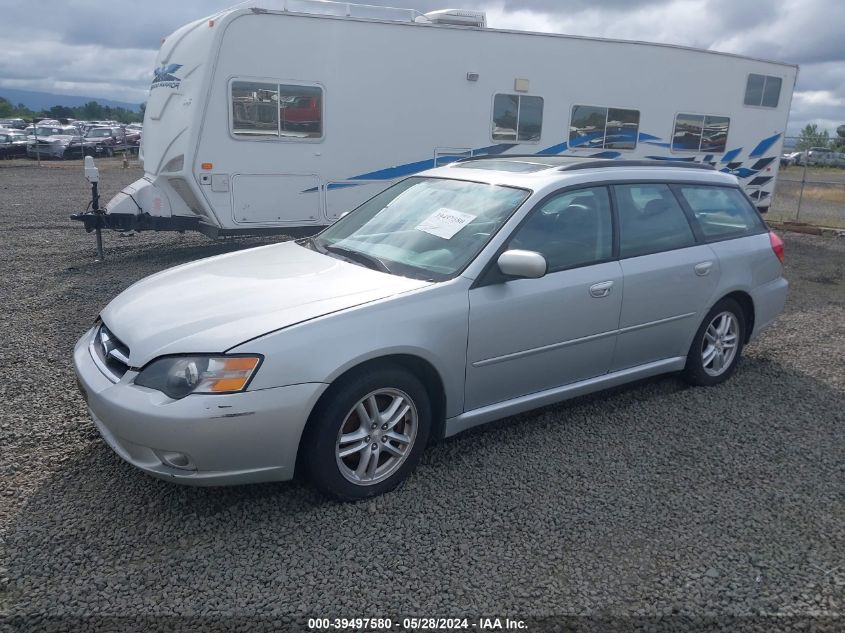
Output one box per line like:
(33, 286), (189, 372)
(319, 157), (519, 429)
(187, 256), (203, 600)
(301, 367), (430, 501)
(683, 298), (745, 386)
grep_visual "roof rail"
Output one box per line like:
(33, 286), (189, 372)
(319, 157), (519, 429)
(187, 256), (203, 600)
(454, 155), (716, 171)
(245, 0), (425, 23)
(559, 159), (715, 171)
(454, 154), (579, 164)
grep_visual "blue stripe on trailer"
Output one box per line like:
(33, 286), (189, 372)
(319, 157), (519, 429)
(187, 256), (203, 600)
(536, 141), (569, 155)
(303, 132), (781, 193)
(720, 148), (742, 163)
(721, 167), (757, 179)
(749, 133), (781, 157)
(347, 143), (516, 181)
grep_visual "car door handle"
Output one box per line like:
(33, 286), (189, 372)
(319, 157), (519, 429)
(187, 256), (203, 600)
(589, 281), (614, 298)
(694, 261), (714, 276)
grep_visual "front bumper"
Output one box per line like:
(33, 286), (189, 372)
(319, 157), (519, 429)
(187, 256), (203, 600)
(27, 144), (66, 158)
(73, 327), (327, 485)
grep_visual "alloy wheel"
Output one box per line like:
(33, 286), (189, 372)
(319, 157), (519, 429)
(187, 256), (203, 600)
(335, 388), (418, 485)
(701, 311), (739, 377)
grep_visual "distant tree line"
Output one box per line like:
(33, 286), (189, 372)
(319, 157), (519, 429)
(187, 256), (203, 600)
(796, 123), (845, 151)
(0, 96), (144, 123)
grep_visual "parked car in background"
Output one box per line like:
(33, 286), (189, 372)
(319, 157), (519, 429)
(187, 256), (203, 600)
(74, 157), (788, 500)
(84, 126), (140, 154)
(780, 151), (805, 167)
(26, 125), (86, 159)
(806, 147), (845, 167)
(0, 129), (28, 158)
(0, 117), (27, 130)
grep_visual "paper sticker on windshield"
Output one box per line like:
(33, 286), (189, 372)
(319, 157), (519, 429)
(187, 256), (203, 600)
(415, 208), (476, 239)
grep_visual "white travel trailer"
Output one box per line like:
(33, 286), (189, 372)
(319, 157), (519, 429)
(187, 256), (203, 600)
(73, 0), (797, 238)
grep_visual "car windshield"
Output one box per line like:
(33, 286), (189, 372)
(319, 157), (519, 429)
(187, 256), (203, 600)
(35, 127), (62, 136)
(87, 129), (111, 137)
(311, 177), (530, 281)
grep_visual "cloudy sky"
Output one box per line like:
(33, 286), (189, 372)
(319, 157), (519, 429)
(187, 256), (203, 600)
(0, 0), (842, 135)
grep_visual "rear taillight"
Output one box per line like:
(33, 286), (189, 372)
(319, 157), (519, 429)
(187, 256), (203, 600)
(769, 231), (785, 264)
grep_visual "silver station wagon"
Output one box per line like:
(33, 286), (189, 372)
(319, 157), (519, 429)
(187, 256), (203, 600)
(74, 157), (788, 500)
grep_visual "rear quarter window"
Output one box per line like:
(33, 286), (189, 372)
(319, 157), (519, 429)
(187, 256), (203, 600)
(677, 186), (765, 240)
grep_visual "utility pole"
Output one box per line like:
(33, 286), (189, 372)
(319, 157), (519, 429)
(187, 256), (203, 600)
(33, 119), (41, 166)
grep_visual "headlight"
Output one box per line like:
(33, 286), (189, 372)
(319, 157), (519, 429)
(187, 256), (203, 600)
(134, 355), (262, 399)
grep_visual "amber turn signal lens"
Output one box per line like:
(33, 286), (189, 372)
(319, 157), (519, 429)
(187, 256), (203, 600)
(223, 357), (260, 372)
(210, 378), (250, 392)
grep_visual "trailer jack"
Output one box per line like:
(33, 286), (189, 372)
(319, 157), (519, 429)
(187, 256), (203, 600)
(72, 156), (106, 261)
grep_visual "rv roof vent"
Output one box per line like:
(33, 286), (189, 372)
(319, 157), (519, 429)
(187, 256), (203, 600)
(420, 9), (486, 27)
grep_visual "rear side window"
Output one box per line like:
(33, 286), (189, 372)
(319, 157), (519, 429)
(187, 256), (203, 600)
(615, 184), (695, 258)
(677, 186), (765, 239)
(492, 94), (544, 142)
(509, 187), (612, 272)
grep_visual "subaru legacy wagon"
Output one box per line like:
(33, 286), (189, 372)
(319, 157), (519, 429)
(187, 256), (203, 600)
(74, 157), (787, 500)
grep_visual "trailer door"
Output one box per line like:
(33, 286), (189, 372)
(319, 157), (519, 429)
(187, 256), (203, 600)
(231, 173), (321, 225)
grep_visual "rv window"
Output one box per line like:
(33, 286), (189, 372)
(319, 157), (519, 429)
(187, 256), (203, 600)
(744, 74), (782, 108)
(232, 81), (279, 136)
(761, 76), (782, 107)
(231, 81), (323, 139)
(279, 85), (322, 138)
(569, 105), (639, 150)
(492, 94), (544, 142)
(672, 113), (730, 153)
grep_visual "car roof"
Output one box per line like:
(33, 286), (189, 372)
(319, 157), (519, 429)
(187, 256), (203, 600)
(420, 155), (739, 193)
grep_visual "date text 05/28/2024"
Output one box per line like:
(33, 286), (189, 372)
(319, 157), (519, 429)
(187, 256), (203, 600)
(308, 617), (528, 630)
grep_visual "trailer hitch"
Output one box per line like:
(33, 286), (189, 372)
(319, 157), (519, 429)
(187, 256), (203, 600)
(70, 157), (202, 258)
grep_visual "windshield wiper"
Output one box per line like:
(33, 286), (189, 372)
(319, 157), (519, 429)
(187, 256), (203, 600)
(324, 244), (392, 274)
(297, 236), (326, 253)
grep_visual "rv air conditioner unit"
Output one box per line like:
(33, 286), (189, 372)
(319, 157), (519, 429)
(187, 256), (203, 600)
(419, 9), (486, 27)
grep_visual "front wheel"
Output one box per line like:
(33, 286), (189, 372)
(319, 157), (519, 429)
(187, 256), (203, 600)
(683, 298), (745, 386)
(301, 367), (431, 501)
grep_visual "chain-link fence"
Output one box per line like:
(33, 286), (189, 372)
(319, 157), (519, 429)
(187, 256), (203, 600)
(768, 136), (845, 228)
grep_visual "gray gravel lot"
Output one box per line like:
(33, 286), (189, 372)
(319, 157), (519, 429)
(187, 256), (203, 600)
(1, 162), (844, 632)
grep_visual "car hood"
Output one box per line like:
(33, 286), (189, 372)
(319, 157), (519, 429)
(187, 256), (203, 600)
(101, 242), (432, 367)
(38, 135), (76, 142)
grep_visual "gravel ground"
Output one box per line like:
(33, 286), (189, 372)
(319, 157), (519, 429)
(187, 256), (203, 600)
(1, 163), (844, 632)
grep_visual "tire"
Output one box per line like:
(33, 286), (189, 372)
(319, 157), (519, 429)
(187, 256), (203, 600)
(301, 366), (431, 501)
(683, 298), (746, 386)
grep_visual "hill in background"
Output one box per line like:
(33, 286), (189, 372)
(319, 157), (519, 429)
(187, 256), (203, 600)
(0, 87), (141, 113)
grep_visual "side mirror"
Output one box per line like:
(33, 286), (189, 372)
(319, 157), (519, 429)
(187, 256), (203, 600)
(497, 249), (547, 279)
